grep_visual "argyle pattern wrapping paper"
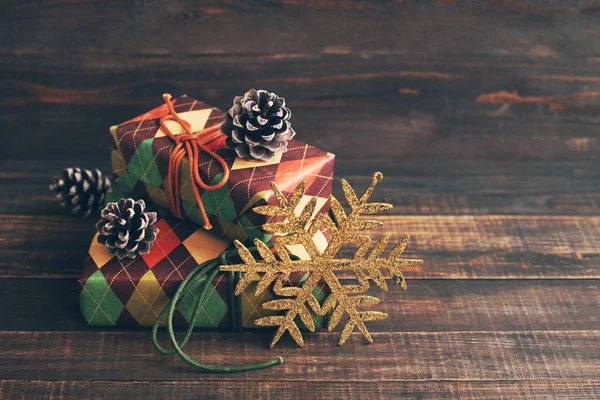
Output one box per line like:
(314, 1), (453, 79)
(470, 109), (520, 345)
(79, 215), (330, 329)
(109, 95), (335, 244)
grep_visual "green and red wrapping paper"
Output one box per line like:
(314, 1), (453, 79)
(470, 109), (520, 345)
(82, 93), (335, 329)
(80, 214), (330, 328)
(109, 95), (335, 244)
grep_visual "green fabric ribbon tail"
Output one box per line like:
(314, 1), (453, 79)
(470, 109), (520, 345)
(151, 247), (284, 373)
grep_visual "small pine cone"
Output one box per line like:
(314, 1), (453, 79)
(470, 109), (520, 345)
(220, 89), (296, 161)
(50, 167), (111, 219)
(95, 198), (159, 260)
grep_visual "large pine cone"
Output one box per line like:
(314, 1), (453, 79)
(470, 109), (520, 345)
(95, 198), (159, 260)
(50, 167), (111, 219)
(220, 89), (295, 161)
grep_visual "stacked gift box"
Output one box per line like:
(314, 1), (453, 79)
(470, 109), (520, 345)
(79, 93), (335, 330)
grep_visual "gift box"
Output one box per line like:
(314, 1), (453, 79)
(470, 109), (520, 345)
(109, 95), (335, 244)
(79, 215), (329, 329)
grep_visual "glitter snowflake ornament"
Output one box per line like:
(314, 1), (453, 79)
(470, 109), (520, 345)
(221, 172), (423, 348)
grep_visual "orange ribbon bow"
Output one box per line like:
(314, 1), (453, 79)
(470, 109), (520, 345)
(160, 93), (230, 230)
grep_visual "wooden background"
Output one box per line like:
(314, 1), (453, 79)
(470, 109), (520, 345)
(2, 1), (600, 398)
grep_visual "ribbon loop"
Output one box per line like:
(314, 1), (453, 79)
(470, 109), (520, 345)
(160, 94), (230, 230)
(151, 247), (284, 373)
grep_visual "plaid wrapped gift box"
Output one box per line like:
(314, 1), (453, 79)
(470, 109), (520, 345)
(109, 95), (335, 244)
(79, 215), (330, 329)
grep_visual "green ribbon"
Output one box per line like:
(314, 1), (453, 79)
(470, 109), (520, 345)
(151, 247), (284, 373)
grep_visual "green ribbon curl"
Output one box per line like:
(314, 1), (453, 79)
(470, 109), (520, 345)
(151, 247), (284, 373)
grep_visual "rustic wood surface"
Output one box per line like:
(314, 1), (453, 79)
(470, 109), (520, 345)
(1, 1), (600, 399)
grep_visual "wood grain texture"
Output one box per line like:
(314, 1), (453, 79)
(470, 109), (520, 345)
(2, 379), (600, 400)
(1, 330), (599, 381)
(3, 61), (600, 161)
(2, 2), (600, 161)
(2, 278), (599, 333)
(3, 1), (600, 56)
(2, 214), (599, 278)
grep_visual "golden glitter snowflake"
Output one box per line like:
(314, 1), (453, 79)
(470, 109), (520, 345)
(220, 172), (423, 348)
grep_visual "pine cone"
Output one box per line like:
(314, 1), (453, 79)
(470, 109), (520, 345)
(220, 89), (296, 161)
(50, 167), (111, 219)
(95, 198), (159, 260)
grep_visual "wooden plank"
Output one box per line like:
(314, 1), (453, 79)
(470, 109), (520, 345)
(4, 160), (600, 216)
(2, 1), (599, 57)
(340, 160), (600, 216)
(4, 53), (600, 108)
(2, 379), (599, 400)
(1, 214), (599, 278)
(0, 330), (598, 381)
(380, 215), (600, 278)
(1, 278), (599, 333)
(3, 59), (600, 161)
(0, 215), (94, 278)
